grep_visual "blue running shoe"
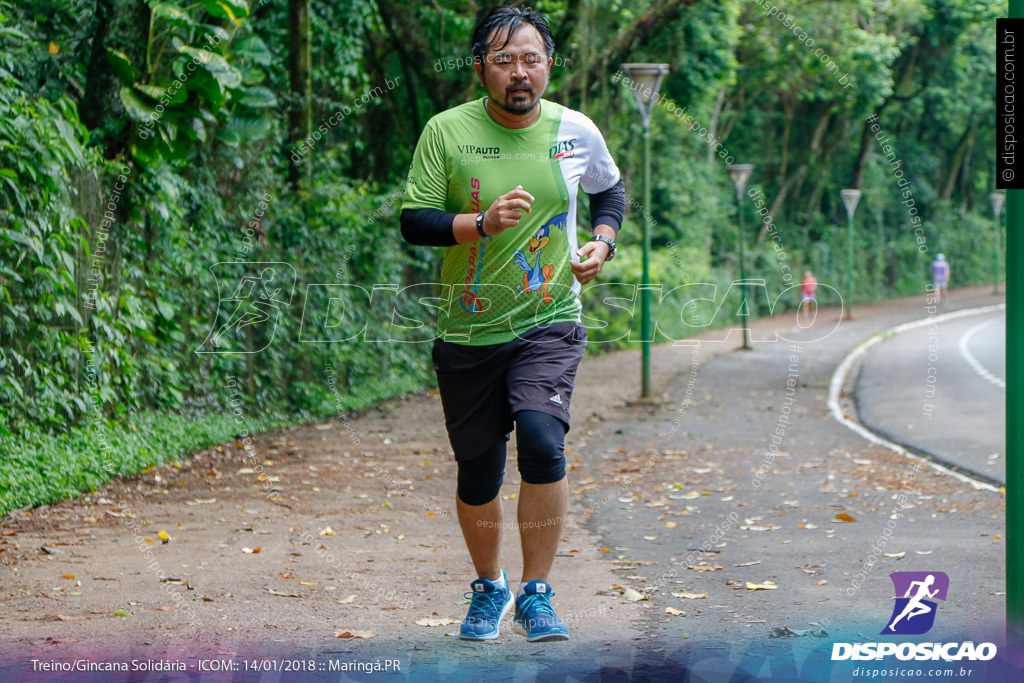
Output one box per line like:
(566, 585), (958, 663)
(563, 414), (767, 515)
(513, 580), (569, 642)
(460, 571), (513, 640)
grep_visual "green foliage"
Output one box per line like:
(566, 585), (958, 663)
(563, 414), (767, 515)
(108, 0), (276, 166)
(0, 0), (1005, 516)
(0, 377), (412, 515)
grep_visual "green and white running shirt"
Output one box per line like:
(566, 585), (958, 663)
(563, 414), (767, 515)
(402, 97), (621, 345)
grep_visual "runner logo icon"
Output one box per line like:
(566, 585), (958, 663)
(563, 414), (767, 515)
(881, 571), (949, 635)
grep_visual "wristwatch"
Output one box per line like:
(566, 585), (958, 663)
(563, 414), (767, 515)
(475, 211), (487, 237)
(590, 234), (616, 261)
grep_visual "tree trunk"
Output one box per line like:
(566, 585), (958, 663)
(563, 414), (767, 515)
(939, 117), (977, 201)
(287, 0), (312, 193)
(758, 107), (831, 243)
(706, 87), (725, 165)
(778, 91), (794, 185)
(81, 0), (149, 158)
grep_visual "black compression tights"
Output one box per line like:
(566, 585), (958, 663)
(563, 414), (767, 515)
(456, 410), (568, 506)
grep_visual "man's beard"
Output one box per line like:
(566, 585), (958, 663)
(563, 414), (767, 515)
(485, 77), (541, 115)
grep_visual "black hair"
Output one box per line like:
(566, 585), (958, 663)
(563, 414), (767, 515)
(471, 5), (555, 62)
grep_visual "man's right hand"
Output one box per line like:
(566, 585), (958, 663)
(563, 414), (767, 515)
(482, 185), (534, 236)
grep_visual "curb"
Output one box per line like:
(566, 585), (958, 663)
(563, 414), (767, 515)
(828, 303), (1006, 494)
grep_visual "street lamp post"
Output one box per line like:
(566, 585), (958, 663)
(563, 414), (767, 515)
(621, 62), (669, 399)
(726, 164), (754, 351)
(989, 192), (1005, 294)
(840, 189), (862, 320)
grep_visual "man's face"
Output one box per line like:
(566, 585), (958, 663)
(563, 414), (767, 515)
(474, 24), (551, 116)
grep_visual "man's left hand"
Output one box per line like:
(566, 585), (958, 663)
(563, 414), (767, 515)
(571, 239), (610, 285)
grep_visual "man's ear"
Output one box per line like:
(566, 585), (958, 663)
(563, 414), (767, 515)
(473, 59), (484, 86)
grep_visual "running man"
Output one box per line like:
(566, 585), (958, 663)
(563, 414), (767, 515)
(888, 574), (939, 631)
(931, 253), (950, 303)
(400, 6), (625, 642)
(800, 270), (817, 319)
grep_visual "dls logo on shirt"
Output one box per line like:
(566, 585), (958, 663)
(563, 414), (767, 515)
(881, 571), (949, 635)
(549, 138), (576, 159)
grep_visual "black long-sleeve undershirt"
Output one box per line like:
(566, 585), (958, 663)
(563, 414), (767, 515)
(400, 178), (627, 247)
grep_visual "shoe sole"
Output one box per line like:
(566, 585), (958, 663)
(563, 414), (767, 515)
(459, 591), (514, 641)
(512, 620), (570, 642)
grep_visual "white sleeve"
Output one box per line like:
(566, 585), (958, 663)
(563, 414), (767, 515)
(578, 115), (621, 195)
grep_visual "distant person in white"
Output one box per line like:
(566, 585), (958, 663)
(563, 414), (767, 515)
(888, 574), (939, 631)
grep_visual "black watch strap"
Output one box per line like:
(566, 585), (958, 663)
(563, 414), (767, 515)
(475, 211), (487, 237)
(591, 234), (616, 261)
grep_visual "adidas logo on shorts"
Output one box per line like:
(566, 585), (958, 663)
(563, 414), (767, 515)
(549, 394), (562, 405)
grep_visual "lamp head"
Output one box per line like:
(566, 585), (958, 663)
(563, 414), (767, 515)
(726, 164), (753, 200)
(840, 189), (862, 219)
(989, 192), (1005, 216)
(620, 63), (670, 126)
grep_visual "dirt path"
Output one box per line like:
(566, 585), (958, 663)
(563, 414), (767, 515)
(0, 285), (1004, 680)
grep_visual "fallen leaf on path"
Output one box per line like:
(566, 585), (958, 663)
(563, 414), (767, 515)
(665, 607), (686, 616)
(242, 547), (261, 554)
(884, 551), (906, 559)
(817, 580), (829, 585)
(299, 581), (317, 586)
(745, 581), (778, 591)
(687, 565), (725, 572)
(105, 510), (132, 518)
(315, 423), (334, 430)
(835, 513), (857, 523)
(154, 606), (172, 611)
(665, 522), (678, 528)
(61, 574), (75, 580)
(335, 629), (374, 638)
(740, 525), (781, 531)
(158, 531), (170, 543)
(92, 577), (118, 581)
(671, 591), (707, 599)
(113, 609), (131, 617)
(415, 618), (457, 627)
(319, 527), (335, 536)
(916, 550), (933, 555)
(798, 524), (818, 529)
(734, 561), (761, 567)
(338, 594), (357, 604)
(185, 498), (217, 505)
(266, 588), (303, 598)
(623, 588), (647, 601)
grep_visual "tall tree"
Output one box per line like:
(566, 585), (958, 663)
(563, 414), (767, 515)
(80, 0), (149, 158)
(287, 0), (312, 191)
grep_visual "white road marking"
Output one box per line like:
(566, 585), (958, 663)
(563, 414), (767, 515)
(958, 318), (1005, 389)
(827, 303), (1005, 494)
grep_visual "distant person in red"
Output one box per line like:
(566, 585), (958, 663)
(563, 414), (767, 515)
(931, 254), (950, 304)
(800, 270), (817, 319)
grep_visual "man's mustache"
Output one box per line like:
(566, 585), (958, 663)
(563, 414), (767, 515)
(507, 82), (534, 95)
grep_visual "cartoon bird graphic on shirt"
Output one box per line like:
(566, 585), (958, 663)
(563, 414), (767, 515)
(512, 249), (554, 303)
(513, 214), (567, 304)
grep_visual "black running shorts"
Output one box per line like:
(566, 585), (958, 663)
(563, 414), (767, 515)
(432, 321), (587, 462)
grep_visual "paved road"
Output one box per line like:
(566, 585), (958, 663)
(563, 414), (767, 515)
(580, 291), (1006, 674)
(855, 309), (1006, 484)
